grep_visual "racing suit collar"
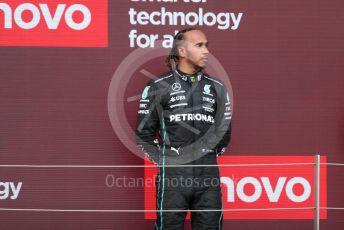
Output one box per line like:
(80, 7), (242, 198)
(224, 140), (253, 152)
(175, 67), (203, 82)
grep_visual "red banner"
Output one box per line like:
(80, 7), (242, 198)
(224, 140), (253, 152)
(0, 0), (107, 47)
(144, 156), (327, 219)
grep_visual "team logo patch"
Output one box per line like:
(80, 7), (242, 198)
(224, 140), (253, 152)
(141, 86), (150, 100)
(172, 82), (182, 92)
(203, 84), (211, 94)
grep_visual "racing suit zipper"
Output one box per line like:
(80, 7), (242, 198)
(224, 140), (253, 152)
(189, 79), (196, 183)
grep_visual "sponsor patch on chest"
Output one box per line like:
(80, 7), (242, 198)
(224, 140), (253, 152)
(169, 113), (214, 123)
(169, 95), (186, 103)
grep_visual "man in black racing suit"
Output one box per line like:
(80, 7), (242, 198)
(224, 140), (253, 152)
(136, 28), (232, 230)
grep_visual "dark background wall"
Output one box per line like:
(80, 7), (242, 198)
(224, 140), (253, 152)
(0, 0), (343, 229)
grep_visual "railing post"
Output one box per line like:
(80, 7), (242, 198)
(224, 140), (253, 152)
(314, 154), (320, 230)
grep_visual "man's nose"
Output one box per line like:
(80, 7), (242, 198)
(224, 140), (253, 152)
(203, 46), (209, 54)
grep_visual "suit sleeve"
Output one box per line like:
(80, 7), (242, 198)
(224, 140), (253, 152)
(214, 84), (232, 156)
(135, 81), (161, 165)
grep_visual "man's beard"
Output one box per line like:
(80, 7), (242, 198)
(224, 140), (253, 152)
(187, 58), (206, 72)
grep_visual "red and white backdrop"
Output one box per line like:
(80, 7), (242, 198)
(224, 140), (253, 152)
(0, 0), (343, 229)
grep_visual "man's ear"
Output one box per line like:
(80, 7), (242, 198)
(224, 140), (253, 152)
(178, 46), (186, 58)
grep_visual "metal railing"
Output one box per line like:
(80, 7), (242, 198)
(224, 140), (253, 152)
(1, 154), (343, 230)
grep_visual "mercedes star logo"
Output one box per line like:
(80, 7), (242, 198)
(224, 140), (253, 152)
(172, 82), (182, 92)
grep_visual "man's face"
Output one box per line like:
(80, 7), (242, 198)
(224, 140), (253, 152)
(179, 30), (209, 69)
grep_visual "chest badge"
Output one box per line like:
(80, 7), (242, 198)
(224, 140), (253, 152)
(141, 86), (150, 99)
(204, 84), (213, 94)
(172, 82), (182, 92)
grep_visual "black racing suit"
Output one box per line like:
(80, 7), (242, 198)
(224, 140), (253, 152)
(136, 68), (232, 230)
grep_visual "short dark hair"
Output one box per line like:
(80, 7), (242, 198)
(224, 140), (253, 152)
(165, 28), (198, 70)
